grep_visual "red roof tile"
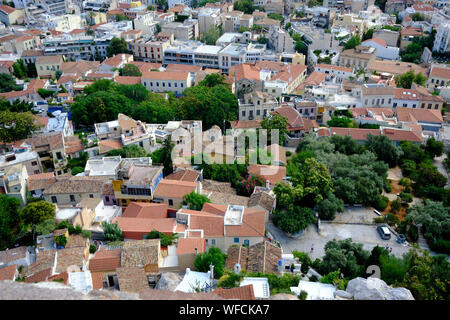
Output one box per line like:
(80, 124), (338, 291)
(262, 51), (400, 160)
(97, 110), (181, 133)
(89, 248), (121, 272)
(214, 285), (255, 300)
(0, 264), (17, 280)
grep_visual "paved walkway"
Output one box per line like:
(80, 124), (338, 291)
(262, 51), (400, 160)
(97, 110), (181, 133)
(434, 154), (449, 188)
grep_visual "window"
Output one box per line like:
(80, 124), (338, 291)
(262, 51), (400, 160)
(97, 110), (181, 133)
(51, 196), (57, 203)
(34, 170), (40, 174)
(89, 194), (94, 198)
(256, 110), (260, 116)
(31, 161), (37, 166)
(180, 83), (183, 87)
(56, 152), (62, 160)
(156, 82), (159, 86)
(211, 239), (216, 245)
(234, 237), (239, 243)
(105, 196), (110, 202)
(70, 195), (75, 202)
(168, 199), (174, 206)
(242, 111), (246, 116)
(244, 239), (249, 246)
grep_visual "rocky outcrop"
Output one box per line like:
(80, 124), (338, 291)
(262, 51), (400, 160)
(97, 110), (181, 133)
(346, 277), (414, 300)
(155, 272), (182, 291)
(334, 290), (353, 300)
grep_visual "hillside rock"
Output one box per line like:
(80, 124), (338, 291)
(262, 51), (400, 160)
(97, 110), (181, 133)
(155, 272), (182, 291)
(346, 277), (414, 300)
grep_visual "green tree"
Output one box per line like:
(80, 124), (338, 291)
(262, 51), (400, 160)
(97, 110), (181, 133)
(233, 0), (254, 14)
(410, 160), (447, 197)
(411, 13), (424, 21)
(344, 36), (361, 50)
(268, 13), (284, 23)
(55, 70), (63, 80)
(198, 73), (227, 88)
(317, 191), (344, 220)
(292, 250), (312, 273)
(161, 137), (174, 176)
(423, 137), (444, 158)
(183, 191), (211, 210)
(327, 116), (355, 128)
(319, 238), (370, 279)
(106, 37), (131, 57)
(21, 201), (56, 242)
(260, 113), (289, 145)
(102, 222), (123, 242)
(37, 88), (56, 99)
(26, 63), (37, 78)
(119, 64), (142, 76)
(35, 218), (56, 236)
(0, 111), (38, 143)
(330, 135), (358, 155)
(362, 28), (374, 41)
(155, 0), (168, 11)
(194, 247), (227, 278)
(0, 73), (22, 92)
(365, 134), (402, 167)
(0, 195), (22, 250)
(12, 59), (27, 79)
(200, 25), (222, 45)
(274, 206), (316, 234)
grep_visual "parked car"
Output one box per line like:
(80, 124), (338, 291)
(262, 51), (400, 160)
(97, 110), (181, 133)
(377, 225), (391, 240)
(397, 234), (406, 244)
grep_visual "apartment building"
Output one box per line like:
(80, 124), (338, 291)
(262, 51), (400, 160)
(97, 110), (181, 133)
(0, 4), (24, 26)
(433, 23), (450, 53)
(218, 43), (249, 74)
(197, 7), (221, 35)
(112, 159), (163, 207)
(267, 27), (295, 54)
(314, 64), (353, 83)
(43, 35), (114, 61)
(222, 10), (244, 33)
(338, 46), (376, 70)
(400, 26), (423, 50)
(35, 55), (64, 78)
(427, 66), (450, 90)
(141, 71), (192, 95)
(238, 91), (278, 121)
(0, 147), (42, 177)
(0, 163), (28, 206)
(131, 37), (171, 63)
(161, 19), (199, 40)
(360, 38), (399, 61)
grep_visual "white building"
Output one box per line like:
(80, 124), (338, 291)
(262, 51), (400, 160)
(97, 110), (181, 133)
(197, 7), (221, 35)
(290, 280), (336, 300)
(433, 23), (450, 53)
(141, 71), (192, 95)
(360, 38), (399, 60)
(218, 43), (249, 74)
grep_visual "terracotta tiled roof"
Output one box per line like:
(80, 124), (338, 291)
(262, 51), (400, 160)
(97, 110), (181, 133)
(115, 217), (176, 234)
(176, 238), (206, 255)
(89, 248), (121, 272)
(122, 202), (168, 219)
(55, 247), (86, 274)
(369, 60), (428, 76)
(121, 239), (160, 268)
(247, 241), (281, 273)
(21, 49), (44, 57)
(230, 120), (262, 129)
(116, 267), (149, 293)
(381, 127), (423, 143)
(396, 107), (443, 123)
(27, 173), (57, 192)
(0, 264), (17, 280)
(248, 164), (286, 185)
(115, 76), (142, 85)
(304, 72), (327, 86)
(47, 271), (69, 285)
(91, 271), (104, 290)
(102, 54), (132, 68)
(64, 135), (84, 155)
(226, 245), (249, 270)
(154, 179), (197, 198)
(165, 169), (199, 182)
(57, 75), (78, 84)
(0, 246), (27, 265)
(363, 37), (387, 47)
(351, 107), (395, 118)
(128, 61), (162, 73)
(25, 132), (64, 150)
(331, 127), (381, 140)
(43, 178), (106, 195)
(230, 63), (260, 82)
(165, 63), (202, 73)
(36, 55), (64, 65)
(248, 191), (276, 212)
(98, 139), (123, 154)
(430, 66), (450, 80)
(102, 182), (114, 195)
(183, 210), (225, 237)
(0, 4), (15, 13)
(66, 234), (89, 248)
(215, 285), (255, 300)
(21, 250), (55, 279)
(25, 267), (52, 283)
(393, 88), (421, 100)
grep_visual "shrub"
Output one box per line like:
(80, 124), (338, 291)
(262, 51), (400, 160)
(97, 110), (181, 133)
(89, 245), (97, 254)
(286, 151), (292, 157)
(399, 178), (411, 187)
(374, 195), (389, 211)
(299, 290), (308, 300)
(68, 225), (75, 234)
(429, 238), (450, 254)
(309, 275), (318, 282)
(81, 230), (91, 238)
(390, 197), (402, 213)
(384, 213), (400, 227)
(55, 235), (67, 247)
(217, 270), (242, 288)
(399, 192), (413, 203)
(57, 220), (69, 229)
(292, 250), (312, 274)
(384, 179), (392, 193)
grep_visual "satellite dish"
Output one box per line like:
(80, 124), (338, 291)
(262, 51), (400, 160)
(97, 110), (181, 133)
(233, 263), (241, 274)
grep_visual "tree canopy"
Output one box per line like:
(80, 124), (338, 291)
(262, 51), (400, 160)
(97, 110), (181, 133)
(194, 247), (227, 278)
(344, 36), (361, 50)
(106, 37), (131, 57)
(102, 222), (123, 242)
(0, 111), (38, 143)
(365, 134), (402, 168)
(0, 195), (22, 250)
(0, 73), (22, 93)
(119, 64), (142, 77)
(394, 70), (427, 89)
(183, 191), (211, 210)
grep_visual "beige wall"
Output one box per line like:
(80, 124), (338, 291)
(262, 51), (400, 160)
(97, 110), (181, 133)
(44, 192), (103, 206)
(36, 61), (61, 78)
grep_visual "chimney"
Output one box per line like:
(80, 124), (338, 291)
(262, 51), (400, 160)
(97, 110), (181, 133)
(186, 268), (190, 275)
(265, 179), (270, 189)
(209, 264), (214, 280)
(194, 247), (198, 255)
